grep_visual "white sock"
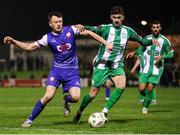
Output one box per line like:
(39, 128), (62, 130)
(102, 107), (108, 114)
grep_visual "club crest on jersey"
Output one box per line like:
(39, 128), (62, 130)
(50, 77), (54, 82)
(66, 32), (71, 38)
(121, 32), (127, 39)
(57, 43), (71, 52)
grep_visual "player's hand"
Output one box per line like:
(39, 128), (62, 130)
(130, 68), (136, 74)
(3, 36), (15, 45)
(106, 44), (113, 53)
(126, 51), (135, 59)
(152, 39), (160, 47)
(155, 55), (162, 63)
(75, 24), (84, 32)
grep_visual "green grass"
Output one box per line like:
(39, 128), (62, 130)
(0, 87), (180, 134)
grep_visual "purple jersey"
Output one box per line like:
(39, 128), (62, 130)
(35, 26), (79, 68)
(35, 26), (80, 90)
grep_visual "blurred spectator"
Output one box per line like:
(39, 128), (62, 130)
(39, 56), (44, 70)
(173, 64), (180, 87)
(35, 56), (40, 70)
(26, 55), (34, 71)
(10, 59), (15, 71)
(17, 55), (24, 71)
(3, 74), (8, 79)
(9, 72), (16, 87)
(29, 74), (35, 79)
(41, 73), (48, 87)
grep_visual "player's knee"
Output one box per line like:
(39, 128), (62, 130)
(42, 95), (53, 104)
(89, 87), (99, 97)
(71, 95), (80, 102)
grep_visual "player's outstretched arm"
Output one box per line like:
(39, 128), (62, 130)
(130, 58), (140, 74)
(80, 30), (113, 52)
(3, 36), (38, 51)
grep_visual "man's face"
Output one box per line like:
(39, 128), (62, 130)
(49, 15), (63, 33)
(151, 24), (161, 36)
(110, 14), (124, 27)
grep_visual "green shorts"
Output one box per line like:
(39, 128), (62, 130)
(92, 67), (125, 87)
(139, 73), (161, 84)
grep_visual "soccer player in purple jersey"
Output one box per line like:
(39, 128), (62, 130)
(3, 11), (113, 127)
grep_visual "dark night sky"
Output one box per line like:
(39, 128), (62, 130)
(0, 0), (179, 41)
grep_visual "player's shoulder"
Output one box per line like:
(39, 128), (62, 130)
(145, 34), (153, 40)
(100, 23), (113, 28)
(159, 34), (170, 41)
(122, 25), (136, 33)
(63, 25), (72, 30)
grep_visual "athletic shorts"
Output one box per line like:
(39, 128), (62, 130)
(139, 73), (161, 84)
(46, 66), (80, 93)
(92, 67), (125, 87)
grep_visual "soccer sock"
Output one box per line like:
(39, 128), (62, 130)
(144, 90), (153, 108)
(152, 89), (156, 100)
(28, 100), (45, 121)
(140, 89), (147, 100)
(79, 94), (94, 113)
(139, 90), (146, 97)
(105, 87), (110, 98)
(65, 95), (72, 103)
(105, 88), (124, 111)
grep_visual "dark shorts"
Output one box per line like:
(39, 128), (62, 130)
(46, 66), (80, 93)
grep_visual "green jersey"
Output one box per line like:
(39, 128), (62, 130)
(136, 34), (174, 75)
(85, 24), (152, 69)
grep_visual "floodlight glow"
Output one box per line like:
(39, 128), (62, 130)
(141, 20), (147, 26)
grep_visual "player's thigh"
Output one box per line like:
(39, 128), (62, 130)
(111, 68), (126, 89)
(105, 79), (113, 87)
(112, 75), (126, 89)
(92, 68), (110, 87)
(41, 85), (57, 104)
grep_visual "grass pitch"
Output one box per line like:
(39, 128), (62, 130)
(0, 87), (180, 134)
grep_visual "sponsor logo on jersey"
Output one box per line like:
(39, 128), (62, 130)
(51, 38), (57, 43)
(50, 77), (54, 82)
(57, 43), (72, 52)
(66, 32), (71, 38)
(147, 50), (160, 56)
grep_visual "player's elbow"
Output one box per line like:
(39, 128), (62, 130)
(25, 44), (37, 51)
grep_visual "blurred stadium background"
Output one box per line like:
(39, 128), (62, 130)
(0, 29), (179, 88)
(0, 0), (179, 88)
(0, 0), (180, 134)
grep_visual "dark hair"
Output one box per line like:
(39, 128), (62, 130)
(111, 5), (124, 16)
(150, 20), (161, 27)
(48, 11), (63, 21)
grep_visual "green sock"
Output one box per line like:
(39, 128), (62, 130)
(152, 89), (156, 100)
(140, 89), (148, 100)
(105, 88), (124, 110)
(144, 90), (153, 108)
(79, 94), (94, 113)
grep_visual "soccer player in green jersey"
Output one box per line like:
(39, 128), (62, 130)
(129, 53), (157, 105)
(127, 20), (174, 114)
(73, 5), (159, 123)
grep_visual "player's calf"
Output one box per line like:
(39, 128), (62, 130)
(63, 95), (71, 116)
